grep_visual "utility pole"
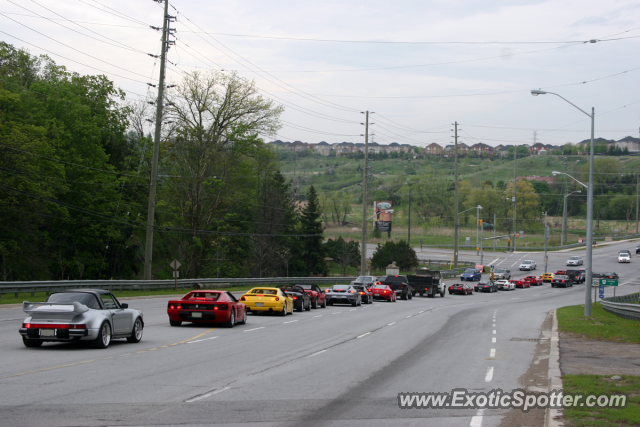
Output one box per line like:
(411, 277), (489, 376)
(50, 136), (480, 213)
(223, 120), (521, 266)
(476, 208), (480, 249)
(543, 211), (548, 273)
(480, 220), (484, 265)
(453, 122), (459, 268)
(493, 213), (496, 251)
(408, 186), (411, 245)
(561, 176), (568, 246)
(143, 0), (172, 280)
(512, 144), (517, 253)
(636, 172), (639, 235)
(360, 111), (370, 276)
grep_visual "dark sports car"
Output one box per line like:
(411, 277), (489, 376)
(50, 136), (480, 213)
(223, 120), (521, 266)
(168, 290), (247, 327)
(325, 285), (362, 306)
(352, 284), (374, 304)
(551, 275), (573, 288)
(278, 285), (312, 312)
(474, 281), (497, 293)
(449, 283), (473, 295)
(294, 283), (326, 309)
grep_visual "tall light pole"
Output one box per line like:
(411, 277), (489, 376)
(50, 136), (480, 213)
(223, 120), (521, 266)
(561, 190), (582, 246)
(543, 211), (548, 273)
(513, 145), (517, 253)
(360, 111), (374, 275)
(534, 88), (595, 317)
(453, 122), (459, 268)
(458, 206), (482, 254)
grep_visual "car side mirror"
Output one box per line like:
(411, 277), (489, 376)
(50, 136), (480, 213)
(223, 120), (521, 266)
(120, 303), (128, 309)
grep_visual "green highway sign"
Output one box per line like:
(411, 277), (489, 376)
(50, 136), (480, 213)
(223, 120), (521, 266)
(599, 278), (619, 287)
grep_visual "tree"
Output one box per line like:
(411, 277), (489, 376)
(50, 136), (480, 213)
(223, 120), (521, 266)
(609, 196), (635, 231)
(299, 185), (326, 275)
(370, 240), (418, 271)
(502, 180), (541, 232)
(325, 237), (360, 275)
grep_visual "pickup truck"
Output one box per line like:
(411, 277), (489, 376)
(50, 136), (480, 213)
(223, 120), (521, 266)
(555, 269), (583, 284)
(376, 275), (414, 300)
(406, 269), (446, 298)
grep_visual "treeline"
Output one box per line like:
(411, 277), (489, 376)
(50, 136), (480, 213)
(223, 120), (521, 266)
(0, 42), (327, 281)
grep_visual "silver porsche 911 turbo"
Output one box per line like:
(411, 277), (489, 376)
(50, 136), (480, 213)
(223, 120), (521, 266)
(19, 289), (144, 349)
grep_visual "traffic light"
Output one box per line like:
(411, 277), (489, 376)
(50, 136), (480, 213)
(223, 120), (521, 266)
(491, 272), (494, 281)
(479, 219), (483, 226)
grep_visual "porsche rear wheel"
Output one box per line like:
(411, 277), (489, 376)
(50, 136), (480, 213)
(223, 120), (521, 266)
(297, 301), (304, 312)
(280, 304), (287, 316)
(92, 322), (111, 349)
(22, 337), (42, 348)
(321, 299), (326, 308)
(225, 310), (235, 328)
(170, 320), (182, 326)
(305, 301), (311, 311)
(126, 318), (143, 343)
(311, 298), (318, 309)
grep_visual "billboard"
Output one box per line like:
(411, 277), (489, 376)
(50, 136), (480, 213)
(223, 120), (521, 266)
(374, 201), (393, 234)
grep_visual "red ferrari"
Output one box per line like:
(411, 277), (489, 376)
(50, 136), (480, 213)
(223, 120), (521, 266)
(167, 290), (247, 328)
(511, 278), (530, 288)
(370, 284), (397, 302)
(524, 276), (542, 286)
(449, 283), (473, 295)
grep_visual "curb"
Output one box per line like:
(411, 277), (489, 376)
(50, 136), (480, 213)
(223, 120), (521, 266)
(546, 308), (564, 427)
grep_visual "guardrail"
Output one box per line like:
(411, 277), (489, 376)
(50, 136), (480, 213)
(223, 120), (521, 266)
(0, 277), (357, 299)
(600, 293), (640, 320)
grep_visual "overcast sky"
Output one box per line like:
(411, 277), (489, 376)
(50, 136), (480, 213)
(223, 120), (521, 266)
(2, 0), (639, 147)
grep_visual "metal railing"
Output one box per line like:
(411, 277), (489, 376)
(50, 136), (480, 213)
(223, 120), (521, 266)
(600, 293), (640, 320)
(0, 277), (356, 299)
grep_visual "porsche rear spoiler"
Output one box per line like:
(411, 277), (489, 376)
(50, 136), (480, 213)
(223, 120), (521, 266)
(23, 301), (89, 314)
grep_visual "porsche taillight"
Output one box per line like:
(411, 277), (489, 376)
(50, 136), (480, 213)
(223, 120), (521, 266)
(24, 323), (86, 329)
(349, 290), (355, 294)
(240, 296), (246, 301)
(291, 296), (298, 300)
(360, 292), (365, 295)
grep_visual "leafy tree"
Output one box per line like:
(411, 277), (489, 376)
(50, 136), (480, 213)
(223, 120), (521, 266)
(299, 185), (326, 275)
(371, 240), (418, 271)
(325, 237), (360, 275)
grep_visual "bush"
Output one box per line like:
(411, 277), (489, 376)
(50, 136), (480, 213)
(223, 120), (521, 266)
(371, 240), (419, 271)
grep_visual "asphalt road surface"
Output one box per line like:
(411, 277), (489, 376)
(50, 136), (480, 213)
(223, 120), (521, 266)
(1, 241), (638, 427)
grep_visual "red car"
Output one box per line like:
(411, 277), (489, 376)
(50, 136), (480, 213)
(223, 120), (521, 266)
(370, 284), (397, 302)
(449, 283), (473, 295)
(167, 290), (247, 328)
(524, 276), (543, 286)
(511, 278), (530, 288)
(294, 284), (327, 308)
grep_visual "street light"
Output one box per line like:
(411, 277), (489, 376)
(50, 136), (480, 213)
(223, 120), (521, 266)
(533, 90), (595, 316)
(561, 189), (582, 246)
(457, 205), (482, 250)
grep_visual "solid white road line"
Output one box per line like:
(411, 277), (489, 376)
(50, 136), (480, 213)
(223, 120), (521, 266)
(357, 332), (371, 338)
(244, 327), (265, 332)
(284, 320), (298, 324)
(470, 408), (485, 427)
(490, 349), (496, 358)
(186, 386), (230, 403)
(187, 337), (218, 344)
(485, 367), (494, 382)
(306, 349), (327, 358)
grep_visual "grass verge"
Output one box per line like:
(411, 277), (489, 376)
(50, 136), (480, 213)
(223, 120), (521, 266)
(562, 374), (640, 427)
(556, 302), (640, 344)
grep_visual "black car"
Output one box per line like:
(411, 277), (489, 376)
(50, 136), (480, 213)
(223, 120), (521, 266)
(551, 275), (573, 288)
(325, 285), (362, 307)
(377, 276), (414, 300)
(474, 281), (497, 293)
(636, 245), (640, 254)
(277, 285), (311, 312)
(352, 284), (374, 304)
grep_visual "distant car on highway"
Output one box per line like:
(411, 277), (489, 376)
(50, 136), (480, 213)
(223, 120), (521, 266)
(240, 288), (293, 316)
(460, 268), (482, 281)
(618, 253), (631, 263)
(551, 275), (573, 288)
(169, 290), (247, 327)
(449, 283), (473, 295)
(566, 256), (584, 266)
(519, 260), (537, 271)
(294, 284), (327, 309)
(325, 285), (362, 306)
(524, 276), (543, 286)
(370, 284), (397, 302)
(636, 245), (640, 254)
(277, 285), (312, 312)
(493, 268), (511, 280)
(540, 273), (554, 283)
(496, 280), (515, 291)
(20, 289), (144, 349)
(474, 281), (497, 293)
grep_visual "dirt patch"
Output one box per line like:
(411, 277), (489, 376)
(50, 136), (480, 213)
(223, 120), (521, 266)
(559, 331), (640, 376)
(498, 312), (552, 427)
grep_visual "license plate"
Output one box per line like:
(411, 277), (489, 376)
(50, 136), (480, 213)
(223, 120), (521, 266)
(255, 302), (264, 307)
(191, 312), (202, 318)
(41, 329), (55, 337)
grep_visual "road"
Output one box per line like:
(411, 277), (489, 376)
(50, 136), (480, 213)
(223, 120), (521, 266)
(0, 241), (638, 427)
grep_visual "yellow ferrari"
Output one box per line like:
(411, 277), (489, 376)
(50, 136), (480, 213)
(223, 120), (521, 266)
(240, 287), (293, 316)
(540, 273), (554, 282)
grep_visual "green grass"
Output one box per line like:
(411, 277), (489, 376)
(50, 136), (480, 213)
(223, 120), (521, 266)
(557, 302), (640, 344)
(562, 374), (640, 427)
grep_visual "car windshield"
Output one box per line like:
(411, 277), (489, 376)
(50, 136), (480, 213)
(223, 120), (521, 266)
(522, 261), (532, 264)
(332, 285), (350, 291)
(382, 276), (405, 283)
(495, 269), (505, 273)
(555, 275), (568, 279)
(295, 284), (313, 290)
(373, 285), (387, 289)
(251, 289), (277, 295)
(464, 269), (476, 274)
(569, 257), (580, 260)
(185, 292), (221, 300)
(619, 254), (629, 257)
(46, 292), (101, 309)
(356, 276), (374, 282)
(602, 272), (616, 276)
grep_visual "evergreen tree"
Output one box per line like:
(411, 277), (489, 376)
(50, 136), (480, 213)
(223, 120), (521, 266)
(299, 185), (327, 275)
